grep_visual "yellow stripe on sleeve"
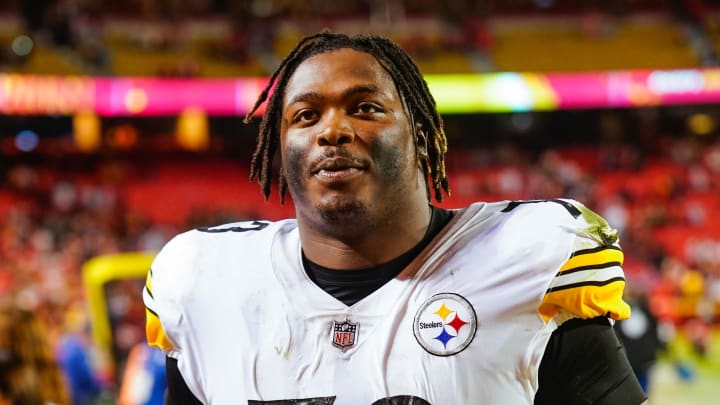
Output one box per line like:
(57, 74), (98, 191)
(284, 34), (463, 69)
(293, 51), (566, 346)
(146, 308), (174, 351)
(559, 246), (624, 274)
(539, 279), (630, 322)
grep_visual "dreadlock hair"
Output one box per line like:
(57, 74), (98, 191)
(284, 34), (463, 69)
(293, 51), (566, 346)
(244, 31), (450, 203)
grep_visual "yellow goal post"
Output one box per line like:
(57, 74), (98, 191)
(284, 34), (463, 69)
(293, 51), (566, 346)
(81, 251), (156, 366)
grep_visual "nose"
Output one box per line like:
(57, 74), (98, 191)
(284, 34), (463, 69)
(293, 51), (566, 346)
(317, 109), (354, 146)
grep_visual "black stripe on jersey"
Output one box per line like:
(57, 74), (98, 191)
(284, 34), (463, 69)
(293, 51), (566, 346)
(145, 303), (159, 318)
(571, 245), (621, 257)
(546, 277), (625, 293)
(248, 397), (337, 404)
(198, 220), (269, 233)
(558, 261), (623, 276)
(144, 285), (154, 300)
(145, 269), (153, 296)
(500, 199), (581, 218)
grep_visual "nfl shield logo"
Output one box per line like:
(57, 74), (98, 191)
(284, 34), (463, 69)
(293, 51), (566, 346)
(331, 319), (359, 350)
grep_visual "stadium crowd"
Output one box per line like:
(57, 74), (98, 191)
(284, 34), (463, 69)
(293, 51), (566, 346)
(2, 0), (718, 76)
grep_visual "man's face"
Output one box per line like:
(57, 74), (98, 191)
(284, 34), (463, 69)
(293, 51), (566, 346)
(280, 48), (422, 229)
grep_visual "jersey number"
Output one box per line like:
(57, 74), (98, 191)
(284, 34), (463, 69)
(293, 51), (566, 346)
(249, 395), (430, 404)
(198, 221), (269, 233)
(501, 199), (580, 218)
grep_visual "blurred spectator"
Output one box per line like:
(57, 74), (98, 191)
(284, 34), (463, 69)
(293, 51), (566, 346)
(615, 282), (665, 395)
(55, 306), (105, 405)
(118, 344), (166, 405)
(0, 306), (70, 405)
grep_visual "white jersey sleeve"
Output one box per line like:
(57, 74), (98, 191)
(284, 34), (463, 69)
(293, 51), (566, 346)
(486, 198), (630, 324)
(530, 199), (630, 324)
(143, 220), (278, 402)
(143, 227), (198, 356)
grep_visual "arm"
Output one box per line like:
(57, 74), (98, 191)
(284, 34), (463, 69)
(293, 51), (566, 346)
(166, 357), (203, 405)
(144, 231), (212, 404)
(524, 200), (646, 403)
(145, 262), (200, 405)
(535, 317), (647, 405)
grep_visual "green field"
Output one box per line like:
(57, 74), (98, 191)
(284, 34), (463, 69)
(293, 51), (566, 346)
(650, 329), (720, 405)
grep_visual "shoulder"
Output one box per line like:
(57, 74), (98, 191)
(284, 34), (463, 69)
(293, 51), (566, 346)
(144, 218), (297, 353)
(490, 198), (605, 224)
(155, 219), (294, 263)
(431, 201), (596, 297)
(168, 218), (293, 246)
(455, 198), (613, 255)
(150, 218), (296, 300)
(452, 200), (630, 323)
(474, 198), (618, 245)
(460, 198), (589, 223)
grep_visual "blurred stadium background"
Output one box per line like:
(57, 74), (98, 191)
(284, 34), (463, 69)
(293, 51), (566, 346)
(1, 0), (720, 404)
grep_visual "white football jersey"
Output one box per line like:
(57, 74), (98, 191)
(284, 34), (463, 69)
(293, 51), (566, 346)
(144, 199), (630, 404)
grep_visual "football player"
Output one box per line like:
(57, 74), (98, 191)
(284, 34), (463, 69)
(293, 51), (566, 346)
(144, 32), (647, 404)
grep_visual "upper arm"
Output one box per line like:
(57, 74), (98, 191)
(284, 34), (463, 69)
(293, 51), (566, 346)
(535, 317), (647, 405)
(143, 231), (200, 354)
(144, 268), (175, 351)
(166, 357), (203, 405)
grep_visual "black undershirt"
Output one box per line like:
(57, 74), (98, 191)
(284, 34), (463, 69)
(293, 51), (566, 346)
(165, 205), (646, 404)
(302, 206), (453, 306)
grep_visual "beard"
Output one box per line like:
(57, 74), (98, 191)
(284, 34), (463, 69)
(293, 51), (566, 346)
(316, 195), (368, 225)
(283, 141), (406, 237)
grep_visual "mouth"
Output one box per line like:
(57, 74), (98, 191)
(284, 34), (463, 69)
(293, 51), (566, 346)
(310, 157), (367, 183)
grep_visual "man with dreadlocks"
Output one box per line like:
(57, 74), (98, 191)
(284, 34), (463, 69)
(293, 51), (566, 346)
(144, 32), (646, 404)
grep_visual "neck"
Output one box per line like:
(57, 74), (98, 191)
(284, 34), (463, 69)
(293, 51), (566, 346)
(298, 200), (432, 270)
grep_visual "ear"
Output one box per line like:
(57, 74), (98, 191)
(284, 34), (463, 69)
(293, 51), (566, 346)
(415, 123), (428, 160)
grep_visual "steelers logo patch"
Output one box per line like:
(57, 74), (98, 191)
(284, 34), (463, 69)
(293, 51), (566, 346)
(413, 293), (477, 356)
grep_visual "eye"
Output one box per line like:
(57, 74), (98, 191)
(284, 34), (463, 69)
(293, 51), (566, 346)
(292, 109), (319, 124)
(354, 102), (383, 115)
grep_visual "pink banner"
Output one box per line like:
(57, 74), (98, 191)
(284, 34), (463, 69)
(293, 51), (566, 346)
(2, 69), (720, 116)
(545, 68), (720, 109)
(94, 77), (268, 116)
(0, 74), (95, 114)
